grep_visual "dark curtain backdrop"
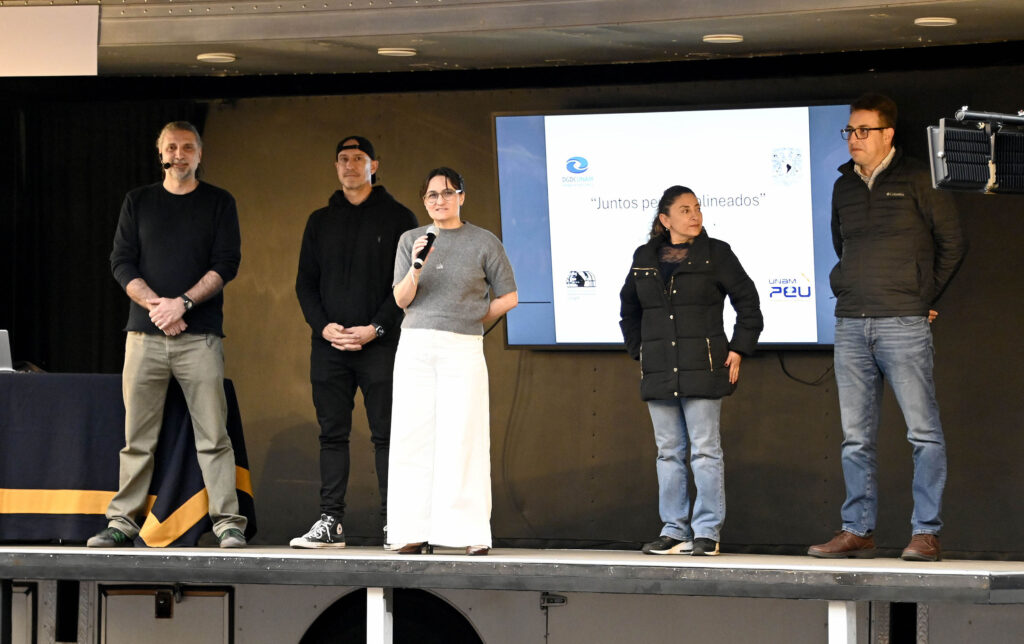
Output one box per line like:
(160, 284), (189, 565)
(1, 101), (207, 373)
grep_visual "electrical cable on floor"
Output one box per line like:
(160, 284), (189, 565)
(776, 351), (834, 386)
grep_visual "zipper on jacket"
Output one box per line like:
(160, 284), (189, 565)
(706, 338), (714, 371)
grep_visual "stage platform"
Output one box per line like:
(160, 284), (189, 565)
(3, 545), (1023, 605)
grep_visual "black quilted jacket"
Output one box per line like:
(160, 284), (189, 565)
(830, 148), (967, 317)
(619, 229), (763, 401)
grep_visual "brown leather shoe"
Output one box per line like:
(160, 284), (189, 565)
(465, 545), (489, 556)
(808, 530), (876, 558)
(901, 534), (941, 562)
(397, 542), (433, 555)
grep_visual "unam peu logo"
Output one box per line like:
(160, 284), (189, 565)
(566, 156), (589, 174)
(768, 277), (811, 299)
(770, 286), (812, 298)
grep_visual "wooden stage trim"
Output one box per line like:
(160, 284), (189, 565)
(2, 546), (1023, 605)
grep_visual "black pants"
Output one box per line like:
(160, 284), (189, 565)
(310, 341), (396, 521)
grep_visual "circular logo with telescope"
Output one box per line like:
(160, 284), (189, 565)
(566, 157), (589, 174)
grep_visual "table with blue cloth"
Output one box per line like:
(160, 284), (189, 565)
(0, 373), (257, 546)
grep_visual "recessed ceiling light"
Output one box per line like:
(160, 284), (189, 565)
(702, 34), (744, 44)
(377, 47), (418, 57)
(196, 53), (237, 64)
(914, 17), (958, 27)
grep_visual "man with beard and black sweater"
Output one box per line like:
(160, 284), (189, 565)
(90, 120), (247, 550)
(291, 136), (418, 549)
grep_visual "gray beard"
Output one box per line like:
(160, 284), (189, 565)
(169, 167), (195, 182)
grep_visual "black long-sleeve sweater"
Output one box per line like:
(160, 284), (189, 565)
(110, 181), (241, 337)
(296, 186), (418, 347)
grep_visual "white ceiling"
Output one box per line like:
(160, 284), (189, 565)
(14, 0), (1024, 76)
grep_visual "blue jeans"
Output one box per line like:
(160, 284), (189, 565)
(834, 316), (946, 537)
(647, 397), (725, 542)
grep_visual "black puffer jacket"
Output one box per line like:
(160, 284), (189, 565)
(619, 229), (763, 401)
(830, 148), (967, 317)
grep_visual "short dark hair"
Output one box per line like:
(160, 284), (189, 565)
(649, 185), (696, 239)
(156, 121), (202, 150)
(419, 167), (465, 199)
(850, 93), (898, 128)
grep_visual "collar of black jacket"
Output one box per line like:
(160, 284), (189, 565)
(640, 228), (712, 270)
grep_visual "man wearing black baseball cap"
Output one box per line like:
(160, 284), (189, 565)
(293, 136), (418, 548)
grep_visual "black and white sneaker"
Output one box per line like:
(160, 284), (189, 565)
(692, 538), (720, 556)
(289, 514), (345, 548)
(641, 535), (693, 555)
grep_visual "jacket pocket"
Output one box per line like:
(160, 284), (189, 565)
(640, 339), (672, 375)
(632, 267), (663, 303)
(829, 262), (846, 297)
(893, 258), (920, 295)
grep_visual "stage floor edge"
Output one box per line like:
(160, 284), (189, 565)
(2, 546), (1023, 605)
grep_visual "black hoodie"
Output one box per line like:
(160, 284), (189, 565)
(296, 185), (418, 347)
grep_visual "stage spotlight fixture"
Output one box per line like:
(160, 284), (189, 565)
(927, 106), (1024, 193)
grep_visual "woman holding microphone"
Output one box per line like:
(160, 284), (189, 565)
(387, 167), (518, 556)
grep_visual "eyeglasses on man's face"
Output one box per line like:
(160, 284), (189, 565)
(840, 126), (888, 141)
(424, 189), (463, 204)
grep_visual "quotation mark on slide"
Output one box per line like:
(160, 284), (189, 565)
(566, 157), (589, 174)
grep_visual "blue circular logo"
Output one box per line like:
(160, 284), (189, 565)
(566, 156), (589, 174)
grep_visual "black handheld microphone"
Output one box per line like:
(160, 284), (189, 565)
(413, 226), (437, 269)
(162, 161), (172, 169)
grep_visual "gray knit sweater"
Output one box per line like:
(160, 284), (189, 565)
(393, 222), (517, 336)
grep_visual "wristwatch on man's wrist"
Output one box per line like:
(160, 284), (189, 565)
(180, 294), (195, 312)
(372, 323), (385, 338)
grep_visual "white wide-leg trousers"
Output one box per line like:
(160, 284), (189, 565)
(386, 328), (492, 548)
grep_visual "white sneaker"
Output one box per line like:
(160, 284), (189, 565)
(383, 524), (401, 551)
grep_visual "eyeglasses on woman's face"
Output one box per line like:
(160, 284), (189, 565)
(423, 189), (463, 204)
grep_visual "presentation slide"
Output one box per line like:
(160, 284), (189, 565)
(495, 104), (850, 349)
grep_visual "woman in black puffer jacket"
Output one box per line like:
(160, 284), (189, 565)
(619, 185), (763, 557)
